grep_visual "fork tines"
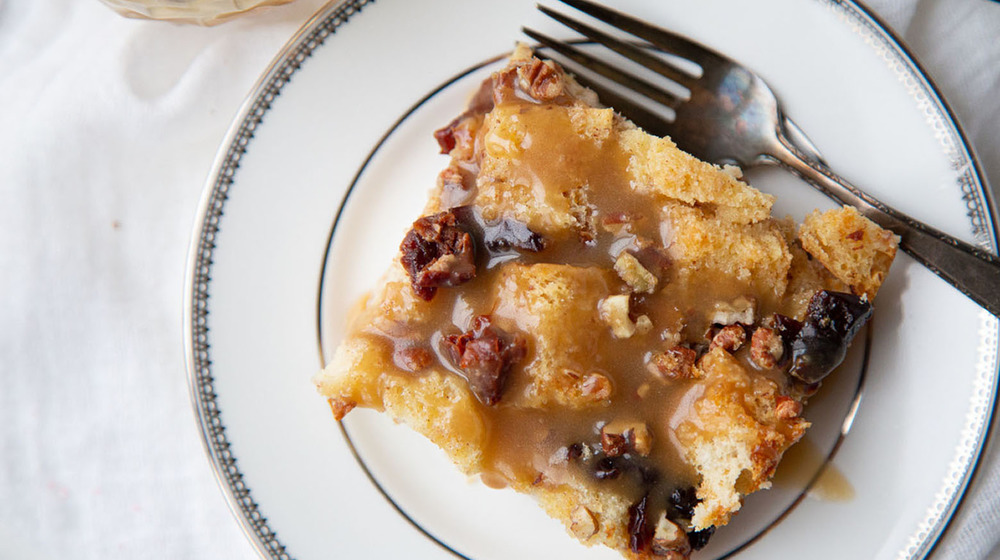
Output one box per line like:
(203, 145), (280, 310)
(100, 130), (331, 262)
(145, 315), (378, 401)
(523, 0), (729, 132)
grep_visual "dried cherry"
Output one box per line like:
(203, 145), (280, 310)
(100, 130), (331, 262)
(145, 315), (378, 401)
(686, 526), (715, 551)
(399, 209), (476, 301)
(442, 315), (526, 405)
(789, 290), (872, 383)
(451, 205), (546, 259)
(627, 494), (653, 553)
(667, 486), (699, 522)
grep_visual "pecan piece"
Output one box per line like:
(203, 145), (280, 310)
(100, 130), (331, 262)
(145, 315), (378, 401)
(600, 428), (629, 457)
(517, 57), (564, 101)
(750, 326), (784, 369)
(443, 315), (526, 405)
(399, 210), (476, 301)
(775, 395), (804, 420)
(438, 166), (475, 209)
(614, 251), (658, 294)
(710, 296), (756, 326)
(432, 79), (493, 156)
(599, 294), (638, 339)
(709, 324), (746, 353)
(601, 421), (653, 457)
(648, 347), (698, 381)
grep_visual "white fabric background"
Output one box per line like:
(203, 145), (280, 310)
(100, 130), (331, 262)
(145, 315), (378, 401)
(1, 0), (997, 559)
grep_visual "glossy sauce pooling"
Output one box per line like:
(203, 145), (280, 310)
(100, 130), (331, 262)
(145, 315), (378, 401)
(382, 70), (814, 542)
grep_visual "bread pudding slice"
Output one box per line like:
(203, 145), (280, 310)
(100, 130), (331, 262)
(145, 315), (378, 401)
(314, 45), (898, 559)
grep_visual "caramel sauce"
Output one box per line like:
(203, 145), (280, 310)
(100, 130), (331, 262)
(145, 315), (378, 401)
(370, 89), (811, 524)
(772, 437), (854, 502)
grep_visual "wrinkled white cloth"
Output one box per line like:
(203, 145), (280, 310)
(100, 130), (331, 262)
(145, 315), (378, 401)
(0, 0), (997, 559)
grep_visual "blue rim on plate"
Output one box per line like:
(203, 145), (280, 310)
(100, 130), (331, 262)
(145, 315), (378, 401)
(184, 1), (999, 559)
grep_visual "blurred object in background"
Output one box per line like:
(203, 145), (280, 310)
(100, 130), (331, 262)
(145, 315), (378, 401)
(98, 0), (298, 24)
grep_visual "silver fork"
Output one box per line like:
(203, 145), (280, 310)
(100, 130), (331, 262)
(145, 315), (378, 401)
(525, 0), (1000, 317)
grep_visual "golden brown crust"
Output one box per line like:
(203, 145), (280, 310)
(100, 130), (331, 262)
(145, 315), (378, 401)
(799, 206), (899, 298)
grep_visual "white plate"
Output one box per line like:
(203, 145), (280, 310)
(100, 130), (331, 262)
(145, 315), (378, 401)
(184, 1), (999, 559)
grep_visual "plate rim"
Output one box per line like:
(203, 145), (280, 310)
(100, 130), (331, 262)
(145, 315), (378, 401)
(182, 1), (375, 558)
(182, 1), (1000, 559)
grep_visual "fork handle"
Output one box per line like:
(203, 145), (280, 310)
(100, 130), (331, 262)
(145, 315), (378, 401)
(772, 136), (1000, 317)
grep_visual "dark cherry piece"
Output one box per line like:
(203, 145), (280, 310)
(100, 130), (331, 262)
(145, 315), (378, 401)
(627, 494), (653, 553)
(686, 526), (715, 551)
(789, 290), (872, 383)
(399, 209), (476, 301)
(452, 205), (546, 258)
(442, 315), (526, 405)
(667, 486), (699, 522)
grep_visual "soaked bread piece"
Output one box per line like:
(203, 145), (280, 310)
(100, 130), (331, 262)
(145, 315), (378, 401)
(313, 45), (897, 559)
(799, 206), (898, 299)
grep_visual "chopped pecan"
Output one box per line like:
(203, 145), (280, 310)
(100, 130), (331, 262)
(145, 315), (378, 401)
(709, 324), (746, 353)
(600, 212), (637, 235)
(769, 313), (803, 346)
(599, 294), (637, 339)
(399, 210), (476, 301)
(517, 57), (564, 101)
(775, 396), (803, 420)
(491, 67), (519, 106)
(634, 315), (653, 335)
(750, 326), (784, 369)
(442, 315), (526, 405)
(648, 347), (698, 381)
(631, 245), (672, 281)
(601, 421), (653, 457)
(600, 429), (629, 457)
(615, 251), (659, 294)
(710, 296), (756, 326)
(438, 166), (476, 209)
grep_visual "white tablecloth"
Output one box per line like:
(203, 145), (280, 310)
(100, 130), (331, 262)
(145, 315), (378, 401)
(2, 0), (998, 558)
